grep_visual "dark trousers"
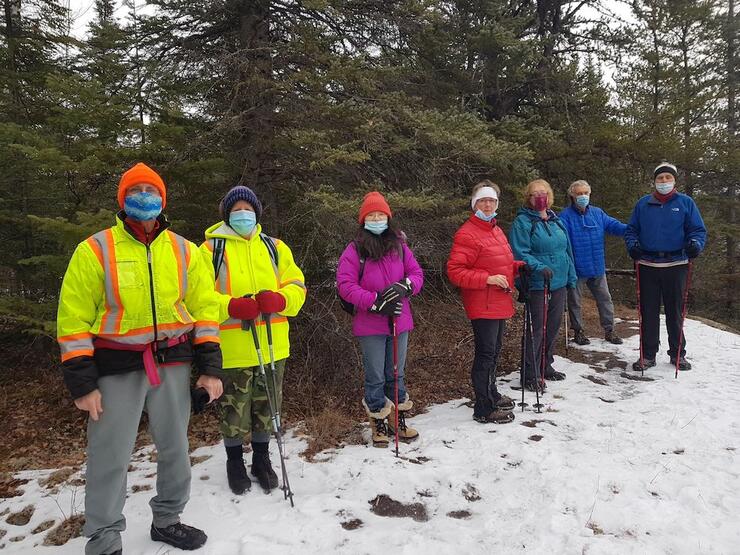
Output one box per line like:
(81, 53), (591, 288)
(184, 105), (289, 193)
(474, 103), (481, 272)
(524, 287), (566, 380)
(470, 319), (506, 417)
(637, 263), (689, 359)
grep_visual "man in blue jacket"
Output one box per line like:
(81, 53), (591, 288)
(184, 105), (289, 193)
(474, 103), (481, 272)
(560, 180), (627, 346)
(624, 162), (707, 371)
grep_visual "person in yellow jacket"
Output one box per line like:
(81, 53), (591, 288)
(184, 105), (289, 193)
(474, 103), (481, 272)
(57, 163), (224, 555)
(200, 185), (306, 495)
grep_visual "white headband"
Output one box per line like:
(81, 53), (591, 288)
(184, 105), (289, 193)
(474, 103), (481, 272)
(471, 186), (499, 210)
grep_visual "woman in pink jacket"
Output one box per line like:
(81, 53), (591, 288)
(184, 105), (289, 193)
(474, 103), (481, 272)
(337, 192), (424, 447)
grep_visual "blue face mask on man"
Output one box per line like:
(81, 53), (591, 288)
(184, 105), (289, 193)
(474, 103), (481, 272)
(475, 209), (496, 222)
(124, 192), (163, 222)
(575, 195), (590, 209)
(364, 220), (388, 235)
(655, 182), (675, 195)
(229, 209), (257, 237)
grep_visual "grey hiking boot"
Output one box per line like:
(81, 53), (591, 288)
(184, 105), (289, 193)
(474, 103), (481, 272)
(573, 330), (590, 345)
(632, 358), (656, 371)
(670, 356), (691, 371)
(474, 408), (515, 424)
(604, 330), (623, 344)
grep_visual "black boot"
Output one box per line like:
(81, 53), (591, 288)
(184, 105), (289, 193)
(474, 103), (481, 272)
(150, 522), (207, 551)
(573, 329), (590, 345)
(604, 330), (623, 345)
(632, 358), (656, 371)
(225, 444), (251, 494)
(670, 356), (691, 371)
(251, 442), (279, 492)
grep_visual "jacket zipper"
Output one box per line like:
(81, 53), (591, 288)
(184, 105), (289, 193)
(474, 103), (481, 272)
(146, 244), (161, 361)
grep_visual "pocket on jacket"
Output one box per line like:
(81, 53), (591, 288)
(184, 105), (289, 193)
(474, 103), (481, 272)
(117, 260), (145, 289)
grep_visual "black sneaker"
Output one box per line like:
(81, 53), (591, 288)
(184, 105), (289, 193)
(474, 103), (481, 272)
(604, 330), (623, 345)
(251, 451), (279, 492)
(226, 458), (251, 494)
(544, 370), (566, 381)
(632, 358), (656, 371)
(573, 330), (590, 345)
(670, 356), (691, 371)
(150, 522), (207, 551)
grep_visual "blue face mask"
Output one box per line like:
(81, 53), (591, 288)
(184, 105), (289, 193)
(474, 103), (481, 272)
(124, 192), (163, 222)
(229, 209), (257, 237)
(655, 182), (675, 195)
(575, 195), (590, 208)
(364, 221), (388, 235)
(475, 209), (496, 222)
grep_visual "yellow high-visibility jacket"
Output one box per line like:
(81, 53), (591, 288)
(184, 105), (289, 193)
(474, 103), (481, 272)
(200, 222), (306, 368)
(57, 216), (220, 384)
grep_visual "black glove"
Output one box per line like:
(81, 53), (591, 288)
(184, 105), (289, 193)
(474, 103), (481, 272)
(518, 264), (532, 278)
(369, 294), (403, 316)
(191, 387), (210, 415)
(380, 278), (413, 303)
(541, 267), (553, 281)
(685, 240), (701, 259)
(628, 245), (643, 260)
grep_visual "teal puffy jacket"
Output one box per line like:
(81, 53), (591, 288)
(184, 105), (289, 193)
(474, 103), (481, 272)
(509, 207), (577, 291)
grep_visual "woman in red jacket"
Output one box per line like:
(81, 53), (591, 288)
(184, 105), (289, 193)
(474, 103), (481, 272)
(447, 181), (524, 424)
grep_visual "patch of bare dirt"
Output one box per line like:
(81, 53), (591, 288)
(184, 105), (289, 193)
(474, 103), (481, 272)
(369, 494), (429, 522)
(190, 455), (211, 466)
(131, 484), (152, 493)
(584, 375), (608, 386)
(0, 476), (29, 498)
(447, 510), (472, 519)
(340, 518), (363, 530)
(521, 419), (557, 428)
(528, 435), (544, 442)
(462, 483), (481, 502)
(620, 372), (655, 382)
(41, 467), (77, 490)
(32, 520), (55, 534)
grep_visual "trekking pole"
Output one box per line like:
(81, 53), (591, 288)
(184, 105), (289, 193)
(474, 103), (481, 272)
(564, 293), (569, 355)
(244, 319), (294, 507)
(540, 279), (550, 393)
(675, 261), (693, 379)
(635, 262), (644, 377)
(528, 296), (542, 413)
(391, 317), (400, 458)
(262, 311), (282, 432)
(518, 300), (528, 412)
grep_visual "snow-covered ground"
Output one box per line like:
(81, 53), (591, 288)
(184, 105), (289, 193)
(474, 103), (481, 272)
(2, 317), (739, 554)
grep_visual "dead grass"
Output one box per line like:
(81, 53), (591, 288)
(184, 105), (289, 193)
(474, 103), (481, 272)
(32, 520), (55, 534)
(43, 514), (84, 546)
(41, 467), (77, 490)
(6, 505), (34, 526)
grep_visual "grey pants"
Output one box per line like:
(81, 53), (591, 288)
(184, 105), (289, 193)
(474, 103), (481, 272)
(525, 287), (566, 379)
(567, 275), (615, 333)
(83, 363), (192, 555)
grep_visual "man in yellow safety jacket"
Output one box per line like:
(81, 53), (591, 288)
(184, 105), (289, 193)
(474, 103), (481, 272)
(200, 185), (306, 495)
(57, 163), (224, 555)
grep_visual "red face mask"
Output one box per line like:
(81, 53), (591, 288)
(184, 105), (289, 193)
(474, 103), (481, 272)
(532, 194), (548, 211)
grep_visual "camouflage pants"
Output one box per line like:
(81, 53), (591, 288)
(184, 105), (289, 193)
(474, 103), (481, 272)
(219, 358), (286, 442)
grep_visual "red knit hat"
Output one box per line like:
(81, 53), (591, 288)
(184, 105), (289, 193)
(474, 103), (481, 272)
(117, 163), (167, 209)
(358, 191), (392, 223)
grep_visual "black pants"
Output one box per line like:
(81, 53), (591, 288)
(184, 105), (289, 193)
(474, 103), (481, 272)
(524, 287), (566, 380)
(638, 263), (689, 360)
(470, 319), (506, 417)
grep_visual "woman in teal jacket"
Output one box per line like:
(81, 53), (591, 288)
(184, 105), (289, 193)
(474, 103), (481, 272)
(509, 179), (576, 391)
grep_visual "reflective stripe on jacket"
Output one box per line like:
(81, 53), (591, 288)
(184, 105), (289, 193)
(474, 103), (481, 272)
(200, 222), (306, 368)
(57, 215), (220, 363)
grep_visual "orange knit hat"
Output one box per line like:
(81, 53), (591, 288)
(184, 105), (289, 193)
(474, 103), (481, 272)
(117, 163), (167, 209)
(358, 191), (392, 223)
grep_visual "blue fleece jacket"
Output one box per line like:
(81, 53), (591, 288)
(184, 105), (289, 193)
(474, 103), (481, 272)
(559, 204), (627, 278)
(624, 193), (707, 263)
(509, 207), (577, 291)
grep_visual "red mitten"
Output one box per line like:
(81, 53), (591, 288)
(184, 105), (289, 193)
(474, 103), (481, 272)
(227, 297), (260, 321)
(255, 290), (286, 314)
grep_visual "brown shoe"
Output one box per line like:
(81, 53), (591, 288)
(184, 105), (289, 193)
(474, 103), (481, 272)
(369, 417), (390, 447)
(605, 330), (623, 345)
(474, 408), (515, 424)
(387, 411), (419, 442)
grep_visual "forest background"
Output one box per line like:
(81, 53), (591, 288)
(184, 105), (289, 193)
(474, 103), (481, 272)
(0, 0), (737, 463)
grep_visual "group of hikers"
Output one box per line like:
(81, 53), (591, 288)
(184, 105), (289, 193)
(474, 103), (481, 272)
(56, 161), (706, 554)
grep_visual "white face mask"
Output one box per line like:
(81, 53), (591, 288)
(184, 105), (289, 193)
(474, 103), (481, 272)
(655, 182), (675, 195)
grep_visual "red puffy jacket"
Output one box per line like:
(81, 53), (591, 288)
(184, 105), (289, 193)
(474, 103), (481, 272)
(447, 215), (523, 320)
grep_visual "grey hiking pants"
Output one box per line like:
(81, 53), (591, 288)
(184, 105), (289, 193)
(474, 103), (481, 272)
(83, 363), (192, 555)
(524, 287), (566, 380)
(567, 275), (615, 333)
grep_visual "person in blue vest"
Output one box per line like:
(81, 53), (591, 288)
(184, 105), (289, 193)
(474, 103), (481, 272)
(624, 162), (707, 371)
(559, 180), (627, 346)
(510, 179), (577, 391)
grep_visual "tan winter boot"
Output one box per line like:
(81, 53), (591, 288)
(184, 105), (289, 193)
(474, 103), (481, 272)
(386, 397), (419, 442)
(363, 399), (393, 448)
